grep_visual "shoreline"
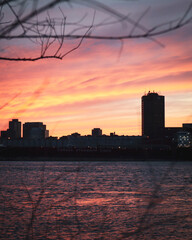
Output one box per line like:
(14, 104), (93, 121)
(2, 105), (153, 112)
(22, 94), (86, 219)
(1, 146), (192, 161)
(0, 156), (192, 162)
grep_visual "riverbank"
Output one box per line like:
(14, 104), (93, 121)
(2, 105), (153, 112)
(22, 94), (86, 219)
(1, 146), (192, 161)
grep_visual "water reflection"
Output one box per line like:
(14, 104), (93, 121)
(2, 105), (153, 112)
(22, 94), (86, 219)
(0, 161), (192, 239)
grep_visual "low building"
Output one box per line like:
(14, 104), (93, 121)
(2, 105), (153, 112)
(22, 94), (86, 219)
(177, 131), (191, 148)
(92, 128), (102, 137)
(23, 122), (49, 139)
(164, 127), (182, 141)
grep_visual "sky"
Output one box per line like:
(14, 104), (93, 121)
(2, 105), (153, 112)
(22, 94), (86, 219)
(0, 0), (192, 137)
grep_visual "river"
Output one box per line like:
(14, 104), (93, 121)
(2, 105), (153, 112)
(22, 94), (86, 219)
(0, 160), (192, 239)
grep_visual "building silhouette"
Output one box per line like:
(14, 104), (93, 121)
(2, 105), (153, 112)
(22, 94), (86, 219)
(0, 119), (21, 139)
(183, 123), (192, 132)
(142, 92), (165, 138)
(9, 119), (21, 139)
(23, 122), (49, 139)
(92, 128), (102, 137)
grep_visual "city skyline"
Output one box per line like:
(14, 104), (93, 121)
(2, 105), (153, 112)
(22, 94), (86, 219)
(0, 89), (191, 138)
(0, 1), (192, 137)
(1, 92), (191, 139)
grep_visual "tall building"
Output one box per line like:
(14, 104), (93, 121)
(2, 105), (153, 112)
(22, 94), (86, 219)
(142, 92), (165, 138)
(23, 122), (49, 139)
(9, 119), (21, 139)
(0, 119), (21, 139)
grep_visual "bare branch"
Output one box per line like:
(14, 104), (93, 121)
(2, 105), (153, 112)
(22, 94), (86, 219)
(0, 0), (192, 61)
(5, 0), (26, 35)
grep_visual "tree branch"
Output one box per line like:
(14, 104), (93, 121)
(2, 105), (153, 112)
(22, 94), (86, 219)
(0, 0), (192, 61)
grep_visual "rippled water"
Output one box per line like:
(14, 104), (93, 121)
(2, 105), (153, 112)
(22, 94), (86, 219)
(0, 160), (192, 239)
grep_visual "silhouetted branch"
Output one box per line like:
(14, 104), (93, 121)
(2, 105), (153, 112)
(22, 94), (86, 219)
(0, 0), (192, 61)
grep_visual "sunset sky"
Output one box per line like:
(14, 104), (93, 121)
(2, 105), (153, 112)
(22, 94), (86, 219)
(0, 0), (192, 137)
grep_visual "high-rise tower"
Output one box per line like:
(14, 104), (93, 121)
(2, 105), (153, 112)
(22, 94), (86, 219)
(142, 92), (165, 138)
(9, 119), (21, 139)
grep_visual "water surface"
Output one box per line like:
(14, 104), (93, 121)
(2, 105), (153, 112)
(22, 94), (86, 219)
(0, 160), (192, 239)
